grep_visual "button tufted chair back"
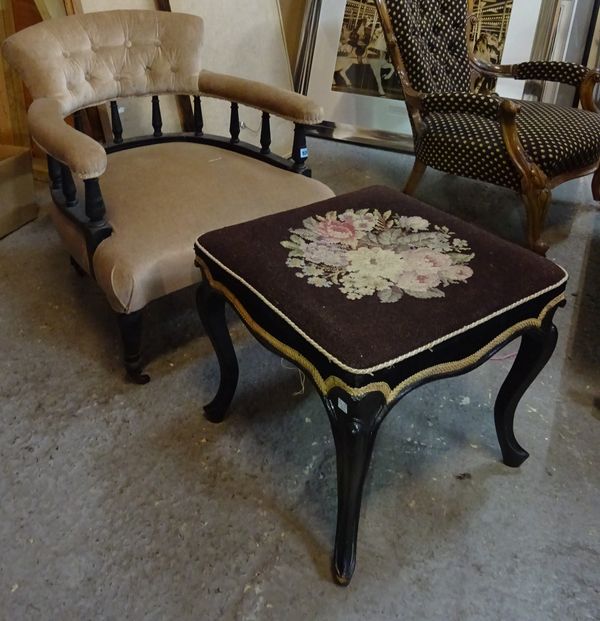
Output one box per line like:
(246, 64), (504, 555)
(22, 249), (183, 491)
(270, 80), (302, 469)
(385, 0), (471, 94)
(1, 9), (204, 116)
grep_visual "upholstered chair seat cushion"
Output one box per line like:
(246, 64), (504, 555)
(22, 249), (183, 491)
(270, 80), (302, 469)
(51, 142), (334, 313)
(417, 100), (600, 190)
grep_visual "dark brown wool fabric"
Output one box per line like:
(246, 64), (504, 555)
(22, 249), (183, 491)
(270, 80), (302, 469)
(196, 186), (566, 370)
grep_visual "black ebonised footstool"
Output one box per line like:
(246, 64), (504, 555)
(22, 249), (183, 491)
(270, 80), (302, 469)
(194, 185), (567, 585)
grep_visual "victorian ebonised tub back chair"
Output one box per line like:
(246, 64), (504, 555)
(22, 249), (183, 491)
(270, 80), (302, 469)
(2, 9), (334, 382)
(375, 0), (600, 254)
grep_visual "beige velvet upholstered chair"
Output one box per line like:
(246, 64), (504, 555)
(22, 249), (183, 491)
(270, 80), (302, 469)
(2, 9), (334, 382)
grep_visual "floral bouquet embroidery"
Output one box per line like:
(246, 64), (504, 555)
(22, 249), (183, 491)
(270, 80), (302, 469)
(281, 208), (474, 303)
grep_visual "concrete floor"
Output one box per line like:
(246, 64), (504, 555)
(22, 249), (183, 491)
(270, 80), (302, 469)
(1, 138), (599, 620)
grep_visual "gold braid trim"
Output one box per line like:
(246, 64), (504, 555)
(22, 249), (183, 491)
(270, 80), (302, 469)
(197, 257), (565, 404)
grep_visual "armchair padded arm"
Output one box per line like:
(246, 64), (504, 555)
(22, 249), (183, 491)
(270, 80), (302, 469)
(28, 98), (107, 179)
(511, 61), (590, 87)
(197, 70), (323, 125)
(421, 92), (503, 121)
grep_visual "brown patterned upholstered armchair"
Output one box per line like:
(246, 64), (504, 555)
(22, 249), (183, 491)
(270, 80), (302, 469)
(376, 0), (600, 254)
(2, 9), (333, 382)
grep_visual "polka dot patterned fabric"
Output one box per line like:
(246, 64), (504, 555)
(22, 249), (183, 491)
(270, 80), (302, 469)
(422, 92), (502, 120)
(385, 0), (471, 94)
(512, 61), (589, 87)
(417, 99), (600, 189)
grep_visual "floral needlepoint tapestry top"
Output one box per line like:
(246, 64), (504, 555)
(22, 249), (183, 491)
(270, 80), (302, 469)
(281, 208), (475, 303)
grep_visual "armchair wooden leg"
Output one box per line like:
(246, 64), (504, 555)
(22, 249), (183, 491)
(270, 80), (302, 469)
(499, 100), (552, 255)
(521, 186), (551, 256)
(592, 164), (600, 201)
(117, 310), (150, 385)
(403, 159), (426, 195)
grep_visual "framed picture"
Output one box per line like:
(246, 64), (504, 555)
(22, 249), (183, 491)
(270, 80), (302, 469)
(469, 0), (514, 94)
(583, 0), (600, 70)
(296, 0), (531, 151)
(297, 0), (413, 152)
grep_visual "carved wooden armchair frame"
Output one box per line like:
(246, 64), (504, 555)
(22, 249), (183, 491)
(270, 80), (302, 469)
(375, 0), (600, 254)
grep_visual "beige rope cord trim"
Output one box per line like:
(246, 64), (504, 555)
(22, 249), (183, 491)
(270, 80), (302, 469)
(197, 257), (566, 404)
(196, 243), (568, 375)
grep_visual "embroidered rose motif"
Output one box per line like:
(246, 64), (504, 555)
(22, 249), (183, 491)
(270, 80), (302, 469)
(314, 218), (356, 243)
(397, 216), (429, 232)
(339, 210), (377, 232)
(441, 264), (474, 282)
(303, 241), (349, 267)
(281, 208), (474, 302)
(400, 248), (453, 273)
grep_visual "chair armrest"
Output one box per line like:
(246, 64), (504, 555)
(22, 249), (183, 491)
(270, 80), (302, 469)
(420, 94), (543, 190)
(197, 70), (323, 125)
(28, 98), (107, 179)
(422, 92), (503, 121)
(467, 13), (599, 94)
(511, 61), (592, 87)
(511, 62), (600, 112)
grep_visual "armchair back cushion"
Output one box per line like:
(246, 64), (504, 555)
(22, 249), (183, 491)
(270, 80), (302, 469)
(385, 0), (470, 94)
(1, 10), (203, 116)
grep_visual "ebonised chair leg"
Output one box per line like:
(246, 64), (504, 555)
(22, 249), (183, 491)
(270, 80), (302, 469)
(117, 310), (150, 385)
(521, 187), (551, 256)
(321, 390), (390, 586)
(196, 280), (239, 423)
(494, 325), (558, 467)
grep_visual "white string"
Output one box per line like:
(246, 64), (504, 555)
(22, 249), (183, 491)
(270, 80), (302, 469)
(240, 120), (259, 134)
(280, 359), (306, 396)
(490, 351), (518, 362)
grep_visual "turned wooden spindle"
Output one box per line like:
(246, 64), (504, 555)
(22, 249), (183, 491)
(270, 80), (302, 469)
(229, 102), (240, 144)
(73, 110), (85, 132)
(84, 178), (107, 225)
(61, 164), (78, 207)
(193, 96), (204, 136)
(110, 100), (124, 144)
(260, 112), (271, 154)
(47, 156), (63, 191)
(152, 95), (163, 137)
(292, 123), (308, 173)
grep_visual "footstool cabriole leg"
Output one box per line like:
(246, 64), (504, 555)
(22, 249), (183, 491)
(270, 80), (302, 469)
(494, 319), (559, 467)
(196, 280), (239, 423)
(322, 389), (390, 586)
